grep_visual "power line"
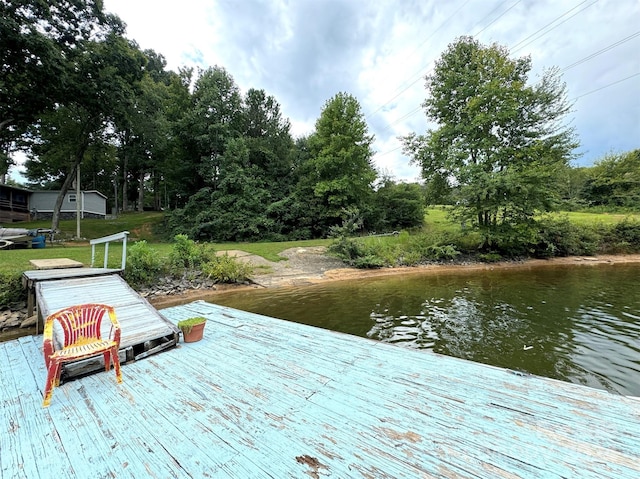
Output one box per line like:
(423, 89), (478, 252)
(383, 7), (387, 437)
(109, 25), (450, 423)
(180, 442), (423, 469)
(572, 72), (640, 100)
(561, 31), (640, 72)
(511, 0), (597, 51)
(366, 0), (523, 121)
(510, 0), (595, 52)
(373, 145), (402, 158)
(366, 0), (596, 129)
(407, 0), (472, 60)
(368, 2), (634, 160)
(473, 0), (523, 37)
(373, 71), (640, 159)
(366, 0), (471, 119)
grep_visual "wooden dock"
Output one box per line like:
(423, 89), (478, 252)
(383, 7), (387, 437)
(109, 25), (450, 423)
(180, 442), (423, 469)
(22, 269), (179, 378)
(1, 300), (639, 478)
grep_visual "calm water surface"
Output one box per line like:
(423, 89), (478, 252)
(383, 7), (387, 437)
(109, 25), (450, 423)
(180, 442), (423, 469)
(208, 264), (640, 396)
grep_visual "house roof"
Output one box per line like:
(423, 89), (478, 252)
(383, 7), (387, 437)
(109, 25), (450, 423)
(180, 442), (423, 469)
(29, 189), (107, 199)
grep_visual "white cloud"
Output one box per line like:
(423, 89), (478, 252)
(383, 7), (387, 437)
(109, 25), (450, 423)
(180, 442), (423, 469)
(12, 0), (637, 184)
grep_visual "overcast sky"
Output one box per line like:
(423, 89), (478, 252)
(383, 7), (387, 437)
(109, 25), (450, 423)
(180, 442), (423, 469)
(19, 0), (640, 183)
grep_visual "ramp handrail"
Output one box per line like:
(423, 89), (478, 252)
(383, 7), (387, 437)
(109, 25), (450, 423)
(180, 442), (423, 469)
(90, 231), (130, 269)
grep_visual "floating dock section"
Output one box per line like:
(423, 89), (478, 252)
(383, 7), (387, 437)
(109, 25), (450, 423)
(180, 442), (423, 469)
(1, 300), (638, 478)
(22, 268), (179, 378)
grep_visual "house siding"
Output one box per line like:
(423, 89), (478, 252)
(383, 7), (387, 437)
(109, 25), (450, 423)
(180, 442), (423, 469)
(30, 190), (107, 220)
(0, 185), (31, 223)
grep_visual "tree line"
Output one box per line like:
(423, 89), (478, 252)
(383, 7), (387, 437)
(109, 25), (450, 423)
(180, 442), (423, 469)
(1, 1), (424, 240)
(1, 3), (637, 245)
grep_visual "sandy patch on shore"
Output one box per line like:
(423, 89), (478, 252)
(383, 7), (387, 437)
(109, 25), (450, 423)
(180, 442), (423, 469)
(148, 250), (640, 309)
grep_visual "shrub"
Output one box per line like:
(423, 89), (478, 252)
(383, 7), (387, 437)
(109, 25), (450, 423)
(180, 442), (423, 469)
(201, 254), (253, 283)
(478, 252), (502, 263)
(535, 217), (601, 257)
(424, 244), (461, 260)
(0, 271), (26, 306)
(124, 241), (165, 288)
(328, 236), (387, 268)
(601, 219), (640, 253)
(169, 234), (211, 270)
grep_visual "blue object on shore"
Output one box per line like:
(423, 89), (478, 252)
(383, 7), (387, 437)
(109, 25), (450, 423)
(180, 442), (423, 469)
(31, 235), (45, 249)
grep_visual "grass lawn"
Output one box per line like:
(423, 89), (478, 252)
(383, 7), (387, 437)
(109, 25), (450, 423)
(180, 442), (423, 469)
(2, 207), (636, 276)
(560, 211), (640, 225)
(0, 206), (341, 271)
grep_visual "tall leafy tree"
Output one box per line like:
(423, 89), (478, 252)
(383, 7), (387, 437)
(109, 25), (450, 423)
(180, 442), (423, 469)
(242, 88), (294, 196)
(305, 92), (377, 235)
(582, 150), (640, 207)
(371, 179), (425, 232)
(0, 0), (120, 143)
(24, 33), (146, 230)
(402, 36), (577, 249)
(172, 66), (243, 202)
(167, 86), (297, 241)
(115, 50), (176, 212)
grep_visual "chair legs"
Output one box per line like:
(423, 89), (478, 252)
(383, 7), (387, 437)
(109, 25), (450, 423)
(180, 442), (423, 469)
(42, 359), (61, 408)
(42, 350), (123, 407)
(111, 346), (122, 383)
(103, 347), (122, 383)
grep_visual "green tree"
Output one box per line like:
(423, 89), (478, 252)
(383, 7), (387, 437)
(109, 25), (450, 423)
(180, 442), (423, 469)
(167, 81), (297, 241)
(242, 88), (294, 197)
(556, 164), (589, 209)
(115, 51), (178, 213)
(0, 0), (120, 143)
(582, 150), (640, 208)
(24, 33), (146, 231)
(371, 179), (425, 232)
(173, 66), (244, 202)
(402, 36), (577, 250)
(306, 92), (377, 235)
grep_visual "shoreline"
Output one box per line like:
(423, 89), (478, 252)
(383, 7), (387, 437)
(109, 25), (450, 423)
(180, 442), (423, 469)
(2, 253), (639, 340)
(147, 253), (640, 309)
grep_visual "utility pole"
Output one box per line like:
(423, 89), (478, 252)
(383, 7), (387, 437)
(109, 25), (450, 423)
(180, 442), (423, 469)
(76, 164), (81, 239)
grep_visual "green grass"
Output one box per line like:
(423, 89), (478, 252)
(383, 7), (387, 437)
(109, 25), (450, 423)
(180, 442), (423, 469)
(2, 207), (637, 276)
(424, 206), (460, 232)
(559, 211), (640, 226)
(15, 211), (166, 242)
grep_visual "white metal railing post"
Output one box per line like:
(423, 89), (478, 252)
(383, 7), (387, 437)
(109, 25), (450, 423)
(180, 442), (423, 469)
(89, 231), (130, 270)
(121, 232), (128, 269)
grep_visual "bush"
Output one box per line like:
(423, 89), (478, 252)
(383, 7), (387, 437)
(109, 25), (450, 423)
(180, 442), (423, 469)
(201, 254), (253, 283)
(534, 217), (601, 257)
(328, 236), (369, 265)
(124, 241), (165, 288)
(0, 271), (26, 306)
(601, 218), (640, 253)
(478, 252), (502, 262)
(169, 234), (211, 270)
(424, 244), (461, 260)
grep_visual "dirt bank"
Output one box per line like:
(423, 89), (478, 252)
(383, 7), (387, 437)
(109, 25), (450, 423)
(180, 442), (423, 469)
(147, 249), (640, 309)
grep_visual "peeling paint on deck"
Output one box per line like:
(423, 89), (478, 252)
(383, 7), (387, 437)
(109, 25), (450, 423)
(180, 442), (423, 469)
(1, 300), (639, 478)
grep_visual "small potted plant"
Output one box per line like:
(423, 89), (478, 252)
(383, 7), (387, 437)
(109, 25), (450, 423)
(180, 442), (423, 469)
(177, 316), (207, 343)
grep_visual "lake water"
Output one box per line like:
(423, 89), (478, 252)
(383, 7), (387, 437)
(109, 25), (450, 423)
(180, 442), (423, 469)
(207, 263), (640, 396)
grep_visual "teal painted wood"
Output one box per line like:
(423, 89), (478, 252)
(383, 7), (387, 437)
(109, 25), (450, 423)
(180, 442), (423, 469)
(1, 300), (639, 478)
(36, 274), (178, 352)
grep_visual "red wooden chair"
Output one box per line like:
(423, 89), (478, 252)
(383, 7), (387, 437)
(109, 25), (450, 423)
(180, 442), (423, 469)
(42, 303), (122, 407)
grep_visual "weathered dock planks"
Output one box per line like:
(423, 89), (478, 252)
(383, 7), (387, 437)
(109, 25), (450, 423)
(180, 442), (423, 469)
(34, 274), (179, 377)
(22, 267), (121, 318)
(1, 300), (639, 478)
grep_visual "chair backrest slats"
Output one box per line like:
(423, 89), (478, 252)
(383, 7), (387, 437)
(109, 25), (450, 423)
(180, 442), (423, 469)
(51, 305), (109, 347)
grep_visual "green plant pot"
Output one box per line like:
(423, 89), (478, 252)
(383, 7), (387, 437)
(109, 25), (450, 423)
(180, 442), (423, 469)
(178, 317), (207, 343)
